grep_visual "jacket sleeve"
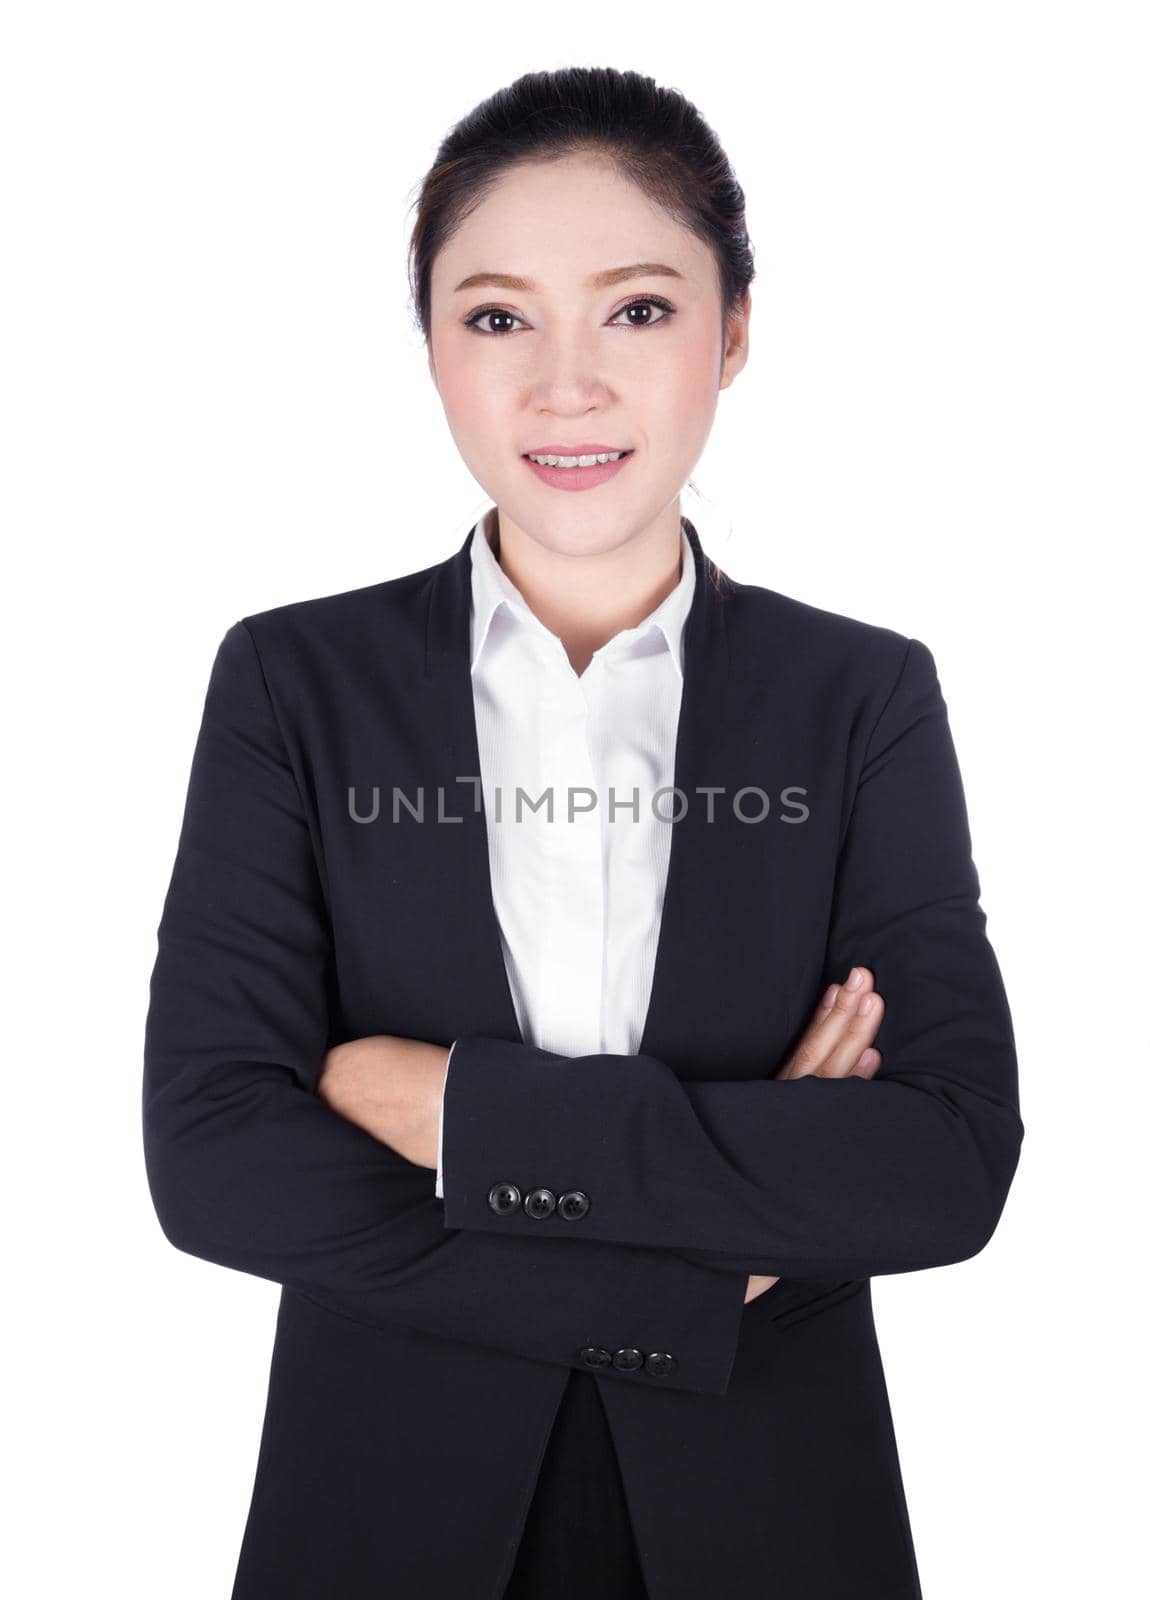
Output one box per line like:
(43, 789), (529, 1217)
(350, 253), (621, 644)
(440, 638), (1025, 1282)
(142, 621), (747, 1398)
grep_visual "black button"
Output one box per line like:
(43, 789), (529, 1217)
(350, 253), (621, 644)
(557, 1190), (590, 1220)
(487, 1183), (521, 1215)
(612, 1348), (645, 1373)
(524, 1187), (556, 1218)
(645, 1351), (678, 1378)
(577, 1346), (613, 1370)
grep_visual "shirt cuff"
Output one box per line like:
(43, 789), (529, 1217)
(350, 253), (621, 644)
(434, 1040), (457, 1200)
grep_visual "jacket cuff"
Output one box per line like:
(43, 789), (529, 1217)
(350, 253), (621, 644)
(441, 1033), (747, 1396)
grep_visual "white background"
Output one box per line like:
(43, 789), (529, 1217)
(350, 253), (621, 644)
(4, 3), (1145, 1594)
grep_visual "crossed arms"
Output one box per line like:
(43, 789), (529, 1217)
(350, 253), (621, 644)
(142, 620), (1023, 1398)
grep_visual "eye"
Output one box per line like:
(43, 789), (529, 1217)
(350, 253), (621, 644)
(463, 296), (677, 337)
(611, 296), (675, 329)
(464, 308), (524, 336)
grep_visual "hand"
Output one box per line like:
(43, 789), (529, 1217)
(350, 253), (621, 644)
(775, 966), (884, 1081)
(317, 1034), (450, 1170)
(744, 967), (885, 1303)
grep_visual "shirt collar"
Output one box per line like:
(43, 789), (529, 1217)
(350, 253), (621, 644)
(469, 512), (696, 682)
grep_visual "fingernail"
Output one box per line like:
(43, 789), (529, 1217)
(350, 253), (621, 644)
(859, 993), (874, 1014)
(846, 967), (863, 990)
(822, 984), (839, 1008)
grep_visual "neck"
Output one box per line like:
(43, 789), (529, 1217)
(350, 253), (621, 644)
(485, 506), (686, 676)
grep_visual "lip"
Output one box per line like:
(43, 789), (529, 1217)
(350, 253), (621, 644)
(522, 448), (635, 494)
(522, 444), (631, 457)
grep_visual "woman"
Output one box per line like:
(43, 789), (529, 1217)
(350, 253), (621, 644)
(143, 67), (1023, 1599)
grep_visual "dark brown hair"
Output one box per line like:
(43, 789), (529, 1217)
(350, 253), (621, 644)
(406, 66), (754, 588)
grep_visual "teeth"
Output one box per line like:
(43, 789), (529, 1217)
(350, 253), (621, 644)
(527, 451), (627, 467)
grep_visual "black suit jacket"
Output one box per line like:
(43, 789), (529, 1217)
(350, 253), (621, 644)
(142, 518), (1023, 1599)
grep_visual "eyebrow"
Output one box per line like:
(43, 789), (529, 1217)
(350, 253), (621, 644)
(452, 261), (686, 294)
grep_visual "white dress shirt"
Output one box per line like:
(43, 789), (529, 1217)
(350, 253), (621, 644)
(434, 513), (696, 1199)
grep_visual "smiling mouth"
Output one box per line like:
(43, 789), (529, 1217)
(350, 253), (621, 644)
(522, 449), (635, 467)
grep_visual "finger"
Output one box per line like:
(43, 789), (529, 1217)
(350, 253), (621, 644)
(778, 967), (875, 1079)
(851, 1048), (882, 1079)
(816, 991), (885, 1078)
(774, 983), (839, 1077)
(784, 967), (872, 1070)
(808, 966), (873, 1039)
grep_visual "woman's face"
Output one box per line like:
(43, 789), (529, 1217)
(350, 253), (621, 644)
(427, 153), (749, 560)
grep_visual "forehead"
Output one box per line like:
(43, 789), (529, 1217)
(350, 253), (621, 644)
(432, 155), (712, 289)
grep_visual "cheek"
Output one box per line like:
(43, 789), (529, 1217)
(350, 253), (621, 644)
(648, 337), (721, 442)
(437, 368), (502, 452)
(432, 329), (493, 410)
(671, 330), (722, 397)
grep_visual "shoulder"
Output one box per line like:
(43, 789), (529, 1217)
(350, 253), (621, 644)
(188, 549), (452, 724)
(719, 569), (925, 696)
(218, 551), (449, 693)
(239, 556), (441, 646)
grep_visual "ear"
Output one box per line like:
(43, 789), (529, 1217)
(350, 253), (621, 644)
(719, 293), (751, 391)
